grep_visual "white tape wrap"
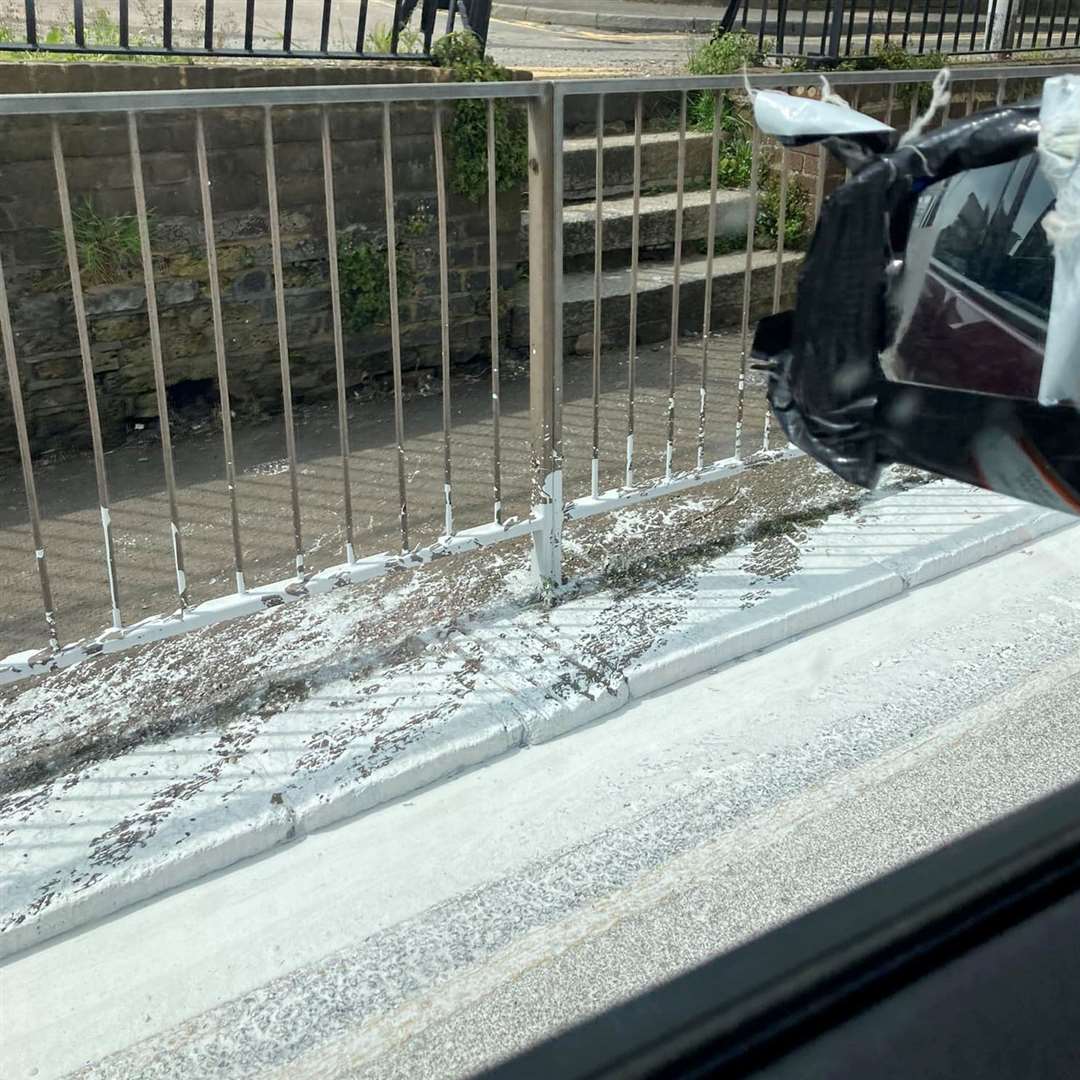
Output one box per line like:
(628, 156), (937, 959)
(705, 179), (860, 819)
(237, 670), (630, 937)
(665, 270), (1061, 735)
(1037, 75), (1080, 406)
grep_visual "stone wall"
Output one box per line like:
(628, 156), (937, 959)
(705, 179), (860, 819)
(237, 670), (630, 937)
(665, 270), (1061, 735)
(0, 62), (528, 455)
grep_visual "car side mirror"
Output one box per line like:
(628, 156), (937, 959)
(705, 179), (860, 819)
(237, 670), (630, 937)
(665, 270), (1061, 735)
(753, 75), (1080, 516)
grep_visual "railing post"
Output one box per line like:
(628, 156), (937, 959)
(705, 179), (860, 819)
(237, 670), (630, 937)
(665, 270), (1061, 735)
(528, 82), (564, 589)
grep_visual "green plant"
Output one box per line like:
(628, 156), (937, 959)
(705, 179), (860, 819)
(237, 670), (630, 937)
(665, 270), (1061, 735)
(684, 26), (813, 256)
(337, 232), (416, 333)
(756, 173), (811, 250)
(430, 29), (485, 68)
(831, 42), (946, 108)
(51, 199), (146, 285)
(432, 30), (529, 203)
(690, 28), (765, 73)
(366, 22), (424, 54)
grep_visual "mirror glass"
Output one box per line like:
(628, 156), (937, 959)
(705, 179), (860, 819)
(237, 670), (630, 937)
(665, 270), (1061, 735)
(884, 151), (1056, 402)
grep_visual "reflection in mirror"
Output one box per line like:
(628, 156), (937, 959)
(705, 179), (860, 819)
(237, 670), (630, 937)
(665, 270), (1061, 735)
(883, 151), (1056, 402)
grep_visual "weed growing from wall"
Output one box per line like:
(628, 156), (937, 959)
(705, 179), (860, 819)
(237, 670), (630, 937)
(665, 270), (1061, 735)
(51, 199), (147, 285)
(431, 31), (528, 203)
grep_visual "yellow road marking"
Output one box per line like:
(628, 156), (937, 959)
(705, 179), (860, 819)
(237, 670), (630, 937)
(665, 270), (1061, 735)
(491, 16), (691, 43)
(575, 29), (689, 41)
(527, 68), (632, 77)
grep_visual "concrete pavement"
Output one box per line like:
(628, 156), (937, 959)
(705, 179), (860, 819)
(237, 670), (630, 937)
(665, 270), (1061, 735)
(5, 519), (1079, 1079)
(0, 333), (761, 661)
(0, 473), (1070, 952)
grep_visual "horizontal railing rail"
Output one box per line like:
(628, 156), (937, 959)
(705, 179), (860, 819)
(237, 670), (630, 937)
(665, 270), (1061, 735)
(1, 63), (1075, 685)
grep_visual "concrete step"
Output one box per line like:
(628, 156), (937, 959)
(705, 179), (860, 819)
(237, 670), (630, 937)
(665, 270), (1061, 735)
(511, 249), (804, 355)
(562, 130), (717, 203)
(562, 91), (684, 140)
(560, 189), (750, 266)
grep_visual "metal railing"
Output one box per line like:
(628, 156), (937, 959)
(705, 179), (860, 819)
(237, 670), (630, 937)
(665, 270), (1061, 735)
(717, 0), (1080, 59)
(0, 64), (1075, 684)
(0, 0), (493, 61)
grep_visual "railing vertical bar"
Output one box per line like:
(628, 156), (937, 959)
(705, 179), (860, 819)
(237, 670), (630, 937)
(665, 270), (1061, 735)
(665, 90), (687, 481)
(162, 0), (172, 50)
(772, 149), (789, 315)
(765, 145), (789, 453)
(283, 0), (294, 50)
(195, 111), (245, 593)
(758, 0), (769, 50)
(846, 0), (858, 53)
(902, 0), (915, 46)
(119, 0), (129, 47)
(73, 0), (85, 46)
(320, 0), (332, 52)
(1046, 0), (1060, 42)
(918, 0), (932, 50)
(553, 89), (565, 511)
(51, 120), (121, 630)
(845, 85), (861, 180)
(1060, 0), (1072, 42)
(820, 0), (832, 52)
(263, 107), (305, 577)
(434, 107), (454, 537)
(1013, 0), (1027, 45)
(486, 98), (503, 523)
(128, 113), (189, 612)
(356, 0), (369, 51)
(23, 0), (36, 45)
(797, 1), (810, 51)
(777, 0), (789, 55)
(244, 0), (255, 51)
(625, 92), (643, 488)
(935, 0), (946, 50)
(390, 0), (404, 52)
(591, 94), (604, 498)
(448, 0), (458, 33)
(736, 124), (762, 460)
(0, 234), (57, 650)
(698, 89), (721, 473)
(813, 134), (827, 225)
(1032, 0), (1044, 43)
(885, 0), (898, 40)
(202, 0), (213, 50)
(382, 103), (410, 552)
(321, 108), (355, 563)
(954, 0), (966, 50)
(970, 0), (982, 47)
(864, 0), (876, 52)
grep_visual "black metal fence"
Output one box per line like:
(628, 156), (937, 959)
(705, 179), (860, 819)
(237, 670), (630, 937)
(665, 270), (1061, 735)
(718, 0), (1080, 59)
(0, 0), (493, 61)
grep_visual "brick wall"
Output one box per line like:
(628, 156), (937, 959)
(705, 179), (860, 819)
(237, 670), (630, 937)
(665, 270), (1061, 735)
(0, 62), (528, 454)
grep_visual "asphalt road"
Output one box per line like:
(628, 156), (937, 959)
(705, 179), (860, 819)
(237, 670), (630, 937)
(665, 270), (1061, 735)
(6, 521), (1080, 1080)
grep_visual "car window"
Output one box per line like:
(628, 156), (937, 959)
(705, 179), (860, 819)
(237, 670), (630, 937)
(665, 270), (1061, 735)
(890, 152), (1056, 401)
(932, 154), (1055, 330)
